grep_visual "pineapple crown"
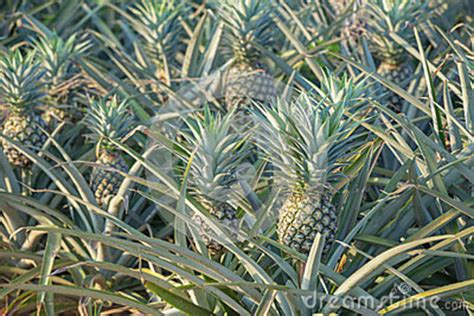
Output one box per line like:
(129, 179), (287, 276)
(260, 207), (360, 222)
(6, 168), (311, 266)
(32, 32), (90, 83)
(178, 106), (250, 203)
(252, 93), (358, 197)
(84, 95), (135, 154)
(318, 70), (370, 109)
(365, 0), (428, 63)
(129, 0), (185, 69)
(221, 0), (276, 64)
(0, 49), (45, 113)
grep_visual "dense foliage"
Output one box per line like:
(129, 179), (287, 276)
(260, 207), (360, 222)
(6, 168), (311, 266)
(0, 0), (473, 315)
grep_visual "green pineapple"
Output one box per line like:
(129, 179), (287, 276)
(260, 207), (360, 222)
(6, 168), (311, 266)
(84, 96), (133, 207)
(0, 49), (47, 168)
(128, 0), (184, 103)
(253, 93), (357, 254)
(221, 0), (277, 110)
(179, 107), (249, 254)
(365, 0), (427, 112)
(33, 33), (91, 125)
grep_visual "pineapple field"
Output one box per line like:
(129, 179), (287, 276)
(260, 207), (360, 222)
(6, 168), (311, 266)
(1, 0), (474, 314)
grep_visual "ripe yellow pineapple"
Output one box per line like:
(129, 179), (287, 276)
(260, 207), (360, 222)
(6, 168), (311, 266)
(253, 94), (358, 255)
(84, 96), (134, 207)
(221, 0), (277, 110)
(0, 49), (47, 168)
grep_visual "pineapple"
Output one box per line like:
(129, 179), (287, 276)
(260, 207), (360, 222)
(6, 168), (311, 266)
(84, 96), (134, 207)
(32, 33), (91, 126)
(178, 107), (249, 254)
(329, 0), (367, 48)
(365, 0), (427, 112)
(128, 0), (184, 103)
(253, 93), (357, 255)
(220, 0), (277, 110)
(0, 49), (47, 168)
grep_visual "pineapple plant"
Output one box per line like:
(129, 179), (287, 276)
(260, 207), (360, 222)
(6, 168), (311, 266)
(365, 0), (428, 112)
(220, 0), (277, 110)
(84, 96), (134, 207)
(253, 93), (357, 255)
(128, 0), (184, 103)
(0, 49), (48, 168)
(32, 33), (91, 126)
(178, 107), (249, 254)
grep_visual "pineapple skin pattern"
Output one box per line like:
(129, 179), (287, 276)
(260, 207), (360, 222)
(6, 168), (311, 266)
(224, 62), (277, 109)
(378, 61), (414, 112)
(278, 191), (337, 255)
(2, 114), (47, 168)
(193, 200), (239, 255)
(90, 151), (128, 208)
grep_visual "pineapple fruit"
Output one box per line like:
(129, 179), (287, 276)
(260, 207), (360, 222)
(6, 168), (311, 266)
(33, 33), (91, 126)
(253, 94), (357, 255)
(0, 49), (48, 168)
(84, 96), (133, 207)
(179, 107), (249, 254)
(329, 0), (367, 48)
(221, 0), (277, 110)
(279, 190), (338, 254)
(365, 0), (427, 112)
